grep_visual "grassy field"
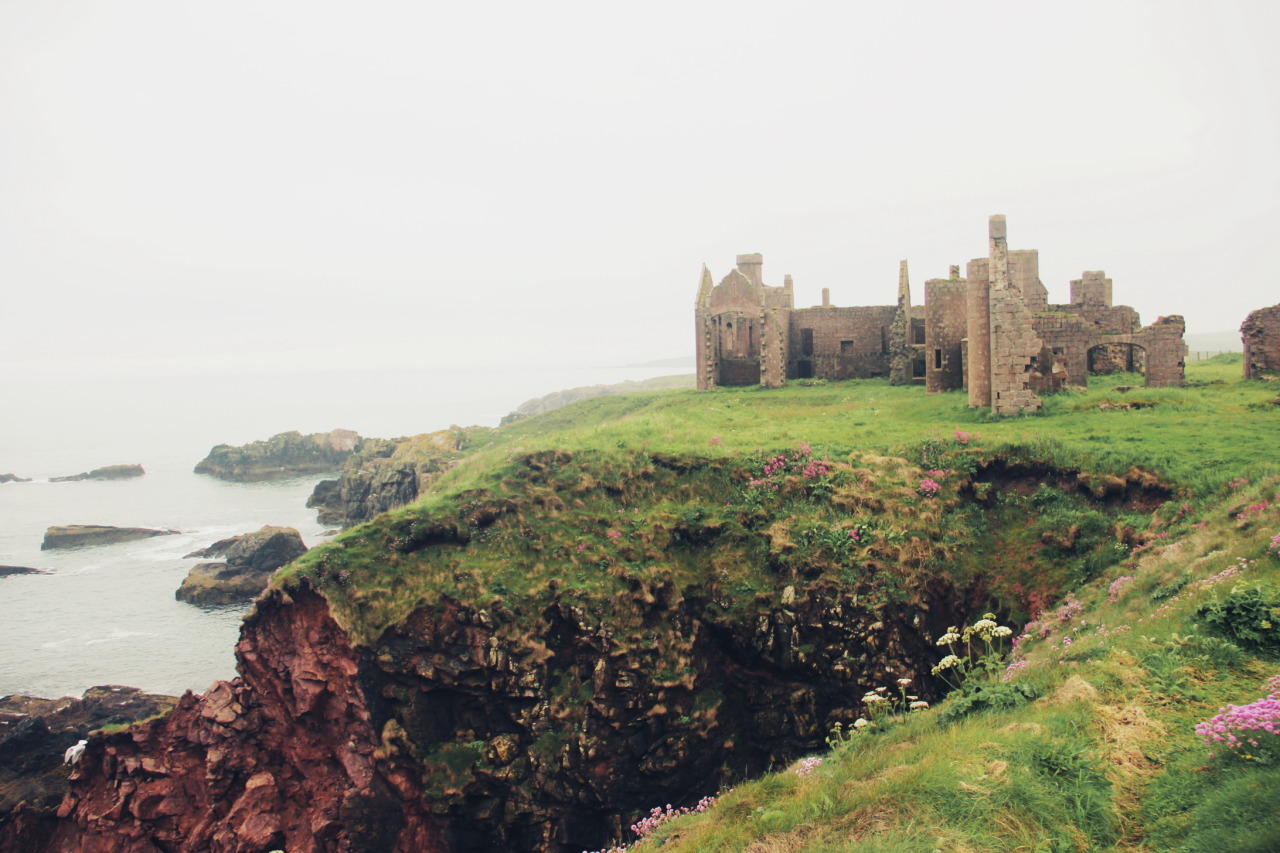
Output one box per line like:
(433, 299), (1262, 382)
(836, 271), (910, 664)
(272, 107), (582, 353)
(276, 355), (1280, 851)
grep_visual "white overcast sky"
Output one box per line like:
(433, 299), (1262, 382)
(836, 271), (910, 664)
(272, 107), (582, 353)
(1, 0), (1277, 378)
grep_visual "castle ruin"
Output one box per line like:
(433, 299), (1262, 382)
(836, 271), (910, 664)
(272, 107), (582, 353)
(694, 215), (1187, 414)
(1241, 303), (1280, 379)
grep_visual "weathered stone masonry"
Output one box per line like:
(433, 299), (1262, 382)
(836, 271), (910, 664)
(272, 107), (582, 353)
(1242, 304), (1280, 379)
(694, 215), (1188, 413)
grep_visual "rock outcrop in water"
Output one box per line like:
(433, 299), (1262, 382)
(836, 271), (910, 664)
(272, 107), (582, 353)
(40, 526), (178, 550)
(176, 526), (308, 606)
(0, 566), (48, 577)
(307, 427), (487, 527)
(49, 465), (144, 483)
(194, 429), (361, 482)
(0, 474), (31, 484)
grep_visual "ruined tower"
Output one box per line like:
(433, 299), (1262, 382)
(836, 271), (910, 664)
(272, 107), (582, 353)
(983, 215), (1043, 414)
(888, 260), (913, 386)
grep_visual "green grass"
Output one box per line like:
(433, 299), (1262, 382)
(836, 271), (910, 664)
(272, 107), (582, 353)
(268, 357), (1280, 851)
(613, 475), (1280, 853)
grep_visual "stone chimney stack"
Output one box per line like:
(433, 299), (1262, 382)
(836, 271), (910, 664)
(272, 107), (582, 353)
(989, 215), (1009, 291)
(822, 288), (830, 307)
(736, 253), (764, 287)
(897, 260), (910, 309)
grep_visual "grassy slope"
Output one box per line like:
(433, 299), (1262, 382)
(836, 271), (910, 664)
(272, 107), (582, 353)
(278, 355), (1280, 851)
(577, 360), (1280, 853)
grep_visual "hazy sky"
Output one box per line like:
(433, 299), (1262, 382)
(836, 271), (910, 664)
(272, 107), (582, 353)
(2, 0), (1277, 378)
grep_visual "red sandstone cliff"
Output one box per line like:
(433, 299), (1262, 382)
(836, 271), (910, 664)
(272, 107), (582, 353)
(3, 584), (441, 853)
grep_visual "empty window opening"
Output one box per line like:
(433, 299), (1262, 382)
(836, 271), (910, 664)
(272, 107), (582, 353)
(840, 339), (854, 354)
(934, 348), (942, 369)
(911, 320), (926, 345)
(912, 358), (926, 378)
(801, 329), (814, 357)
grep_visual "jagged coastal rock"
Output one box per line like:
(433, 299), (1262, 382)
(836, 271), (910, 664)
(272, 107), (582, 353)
(40, 526), (178, 550)
(0, 474), (31, 484)
(4, 586), (439, 852)
(194, 429), (361, 482)
(0, 686), (177, 842)
(176, 526), (308, 606)
(0, 566), (48, 577)
(48, 465), (144, 483)
(306, 427), (485, 527)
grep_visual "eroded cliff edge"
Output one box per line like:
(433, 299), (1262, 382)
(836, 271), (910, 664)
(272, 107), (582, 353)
(3, 584), (442, 853)
(3, 446), (1169, 853)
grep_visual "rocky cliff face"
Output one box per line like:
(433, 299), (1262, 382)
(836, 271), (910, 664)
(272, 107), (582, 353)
(6, 585), (441, 853)
(307, 428), (488, 527)
(3, 580), (965, 853)
(0, 686), (177, 842)
(3, 448), (1164, 853)
(195, 429), (362, 482)
(357, 580), (966, 853)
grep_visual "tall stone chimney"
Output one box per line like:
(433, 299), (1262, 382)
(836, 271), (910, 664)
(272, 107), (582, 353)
(736, 253), (763, 287)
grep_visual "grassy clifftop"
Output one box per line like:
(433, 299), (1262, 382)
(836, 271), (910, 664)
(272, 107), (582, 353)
(274, 355), (1280, 851)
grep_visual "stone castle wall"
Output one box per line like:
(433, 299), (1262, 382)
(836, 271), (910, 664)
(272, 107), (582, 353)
(925, 278), (967, 393)
(1242, 304), (1280, 379)
(694, 215), (1187, 410)
(965, 258), (992, 407)
(788, 305), (895, 380)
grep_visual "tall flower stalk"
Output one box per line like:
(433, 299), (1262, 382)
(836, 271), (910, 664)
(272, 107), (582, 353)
(931, 614), (1013, 691)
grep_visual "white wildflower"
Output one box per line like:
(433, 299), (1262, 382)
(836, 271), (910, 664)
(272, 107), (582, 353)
(909, 700), (930, 710)
(931, 654), (961, 674)
(853, 718), (869, 729)
(991, 625), (1013, 638)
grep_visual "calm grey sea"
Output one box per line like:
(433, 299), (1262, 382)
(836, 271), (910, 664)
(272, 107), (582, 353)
(0, 364), (680, 699)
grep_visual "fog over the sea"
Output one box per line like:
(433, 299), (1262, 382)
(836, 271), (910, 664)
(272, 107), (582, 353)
(2, 0), (1276, 380)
